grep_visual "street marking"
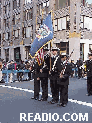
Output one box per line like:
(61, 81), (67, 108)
(0, 85), (92, 108)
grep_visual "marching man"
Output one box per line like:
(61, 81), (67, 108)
(57, 53), (71, 107)
(48, 47), (62, 104)
(86, 52), (92, 96)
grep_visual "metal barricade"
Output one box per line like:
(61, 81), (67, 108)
(2, 70), (30, 83)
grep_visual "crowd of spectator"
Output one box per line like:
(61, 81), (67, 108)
(0, 57), (87, 83)
(0, 59), (34, 83)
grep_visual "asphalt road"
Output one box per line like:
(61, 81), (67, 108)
(0, 77), (92, 123)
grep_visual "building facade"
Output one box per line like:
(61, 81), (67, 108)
(0, 0), (92, 63)
(0, 0), (1, 60)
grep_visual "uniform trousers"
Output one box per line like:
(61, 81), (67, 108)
(34, 78), (40, 98)
(59, 85), (68, 104)
(28, 71), (31, 80)
(50, 79), (59, 101)
(78, 68), (82, 78)
(87, 77), (92, 95)
(41, 78), (48, 99)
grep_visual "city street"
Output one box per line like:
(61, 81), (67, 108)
(0, 77), (92, 123)
(0, 0), (92, 123)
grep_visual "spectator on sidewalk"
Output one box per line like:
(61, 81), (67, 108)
(70, 59), (75, 78)
(16, 60), (25, 82)
(8, 60), (15, 83)
(0, 61), (3, 82)
(76, 58), (83, 79)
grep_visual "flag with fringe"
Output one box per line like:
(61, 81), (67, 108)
(29, 12), (53, 58)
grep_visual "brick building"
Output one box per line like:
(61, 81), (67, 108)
(0, 0), (92, 63)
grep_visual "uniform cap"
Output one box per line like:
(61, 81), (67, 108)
(43, 47), (49, 51)
(88, 52), (92, 56)
(71, 59), (74, 61)
(60, 52), (68, 58)
(61, 52), (67, 56)
(51, 47), (59, 51)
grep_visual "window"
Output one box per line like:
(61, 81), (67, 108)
(5, 49), (9, 62)
(66, 16), (70, 30)
(89, 18), (92, 31)
(14, 30), (20, 38)
(62, 17), (66, 30)
(80, 16), (84, 29)
(17, 0), (21, 7)
(55, 0), (70, 9)
(15, 14), (20, 24)
(56, 42), (69, 55)
(27, 9), (33, 20)
(0, 34), (1, 45)
(12, 15), (15, 25)
(7, 5), (9, 16)
(25, 0), (32, 4)
(5, 32), (8, 40)
(13, 0), (20, 9)
(42, 1), (49, 13)
(81, 0), (85, 6)
(58, 18), (62, 30)
(84, 16), (89, 29)
(55, 17), (66, 31)
(25, 46), (31, 59)
(4, 6), (7, 14)
(84, 16), (92, 31)
(24, 9), (33, 21)
(23, 11), (26, 21)
(54, 19), (57, 31)
(26, 27), (31, 38)
(13, 0), (17, 9)
(5, 32), (10, 40)
(0, 49), (1, 59)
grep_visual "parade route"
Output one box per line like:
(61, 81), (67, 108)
(0, 83), (92, 108)
(0, 78), (92, 123)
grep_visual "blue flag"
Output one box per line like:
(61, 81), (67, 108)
(29, 12), (53, 57)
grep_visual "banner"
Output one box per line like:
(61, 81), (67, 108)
(29, 12), (53, 57)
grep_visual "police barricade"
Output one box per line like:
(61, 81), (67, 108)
(74, 67), (78, 77)
(2, 70), (30, 83)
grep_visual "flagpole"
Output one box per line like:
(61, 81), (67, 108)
(50, 10), (54, 71)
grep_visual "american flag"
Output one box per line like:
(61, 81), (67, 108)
(37, 48), (44, 66)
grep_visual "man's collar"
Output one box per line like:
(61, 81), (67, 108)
(53, 54), (58, 58)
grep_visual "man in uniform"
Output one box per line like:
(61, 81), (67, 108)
(48, 47), (62, 104)
(86, 52), (92, 96)
(76, 58), (83, 79)
(39, 47), (50, 101)
(31, 54), (40, 100)
(57, 53), (71, 107)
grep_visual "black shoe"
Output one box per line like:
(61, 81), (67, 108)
(31, 97), (35, 99)
(57, 103), (62, 106)
(86, 93), (91, 96)
(48, 99), (54, 104)
(62, 103), (67, 107)
(55, 100), (58, 103)
(35, 97), (39, 100)
(38, 98), (41, 101)
(50, 101), (55, 104)
(40, 98), (47, 101)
